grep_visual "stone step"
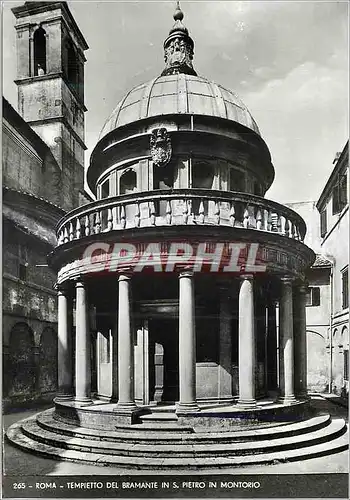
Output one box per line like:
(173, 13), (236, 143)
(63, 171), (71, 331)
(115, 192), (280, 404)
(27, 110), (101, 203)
(52, 410), (194, 434)
(37, 409), (332, 444)
(139, 413), (178, 422)
(19, 415), (346, 458)
(6, 420), (349, 470)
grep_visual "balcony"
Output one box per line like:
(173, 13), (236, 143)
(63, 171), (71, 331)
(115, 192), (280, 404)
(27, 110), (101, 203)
(56, 189), (307, 246)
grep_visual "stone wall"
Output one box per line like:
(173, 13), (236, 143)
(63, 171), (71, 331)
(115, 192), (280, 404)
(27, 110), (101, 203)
(3, 219), (58, 409)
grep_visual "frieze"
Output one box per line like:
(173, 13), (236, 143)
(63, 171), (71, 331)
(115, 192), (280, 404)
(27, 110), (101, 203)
(56, 238), (311, 284)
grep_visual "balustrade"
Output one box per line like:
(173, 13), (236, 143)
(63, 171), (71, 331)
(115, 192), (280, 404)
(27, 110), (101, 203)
(56, 189), (306, 246)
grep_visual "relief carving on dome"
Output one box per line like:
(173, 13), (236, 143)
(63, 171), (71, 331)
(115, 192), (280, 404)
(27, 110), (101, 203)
(150, 128), (172, 167)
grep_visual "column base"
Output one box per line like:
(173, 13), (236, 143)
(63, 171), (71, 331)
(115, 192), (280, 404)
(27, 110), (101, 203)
(176, 402), (200, 415)
(54, 394), (74, 402)
(236, 398), (257, 408)
(113, 401), (138, 413)
(73, 396), (93, 406)
(277, 395), (297, 405)
(112, 402), (141, 424)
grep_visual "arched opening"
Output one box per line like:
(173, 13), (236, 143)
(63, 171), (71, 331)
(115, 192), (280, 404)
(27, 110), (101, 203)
(33, 27), (46, 76)
(39, 327), (58, 395)
(341, 326), (349, 396)
(7, 322), (36, 398)
(332, 327), (345, 395)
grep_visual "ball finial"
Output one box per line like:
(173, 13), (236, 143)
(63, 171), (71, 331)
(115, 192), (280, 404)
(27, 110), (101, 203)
(173, 1), (184, 21)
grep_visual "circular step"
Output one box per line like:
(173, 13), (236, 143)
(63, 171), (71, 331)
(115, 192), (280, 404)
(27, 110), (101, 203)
(6, 408), (348, 470)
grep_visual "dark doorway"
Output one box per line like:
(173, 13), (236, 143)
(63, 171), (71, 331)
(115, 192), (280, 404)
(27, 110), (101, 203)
(149, 318), (179, 403)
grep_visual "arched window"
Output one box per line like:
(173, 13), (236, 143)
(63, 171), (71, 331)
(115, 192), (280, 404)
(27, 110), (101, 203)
(341, 326), (349, 383)
(34, 27), (46, 75)
(120, 169), (137, 195)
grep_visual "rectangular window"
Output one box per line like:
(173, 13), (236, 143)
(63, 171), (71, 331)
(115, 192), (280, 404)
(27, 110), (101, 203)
(254, 180), (262, 196)
(340, 172), (348, 208)
(305, 287), (321, 307)
(18, 263), (27, 281)
(229, 169), (245, 192)
(320, 209), (327, 238)
(332, 172), (348, 215)
(344, 350), (349, 381)
(101, 179), (110, 199)
(342, 268), (348, 309)
(332, 183), (340, 214)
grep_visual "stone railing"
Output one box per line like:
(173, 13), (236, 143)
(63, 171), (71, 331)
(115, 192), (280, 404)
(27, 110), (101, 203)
(56, 189), (306, 246)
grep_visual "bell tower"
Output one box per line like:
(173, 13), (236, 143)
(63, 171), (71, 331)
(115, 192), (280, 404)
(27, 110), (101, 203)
(12, 1), (89, 211)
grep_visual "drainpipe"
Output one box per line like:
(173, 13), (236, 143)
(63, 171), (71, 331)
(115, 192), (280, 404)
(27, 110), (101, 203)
(328, 267), (334, 393)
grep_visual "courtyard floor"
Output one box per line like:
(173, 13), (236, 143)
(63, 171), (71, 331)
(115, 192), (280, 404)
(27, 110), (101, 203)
(2, 394), (348, 476)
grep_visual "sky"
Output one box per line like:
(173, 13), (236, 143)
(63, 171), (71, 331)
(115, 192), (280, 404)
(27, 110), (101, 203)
(2, 0), (349, 203)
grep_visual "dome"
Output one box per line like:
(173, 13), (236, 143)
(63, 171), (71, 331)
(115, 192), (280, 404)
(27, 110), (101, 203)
(99, 74), (260, 140)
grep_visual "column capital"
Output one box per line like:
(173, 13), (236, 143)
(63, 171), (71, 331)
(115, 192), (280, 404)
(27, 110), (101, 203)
(73, 275), (88, 287)
(75, 279), (86, 289)
(178, 269), (194, 279)
(296, 281), (309, 294)
(240, 273), (254, 281)
(118, 273), (132, 282)
(280, 276), (294, 286)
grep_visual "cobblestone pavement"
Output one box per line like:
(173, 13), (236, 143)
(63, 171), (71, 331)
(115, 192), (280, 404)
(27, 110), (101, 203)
(2, 395), (348, 476)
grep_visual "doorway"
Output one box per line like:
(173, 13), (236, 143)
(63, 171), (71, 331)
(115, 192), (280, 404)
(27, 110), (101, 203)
(149, 318), (179, 404)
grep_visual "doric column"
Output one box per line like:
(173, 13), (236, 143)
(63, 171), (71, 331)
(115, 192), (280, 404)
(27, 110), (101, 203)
(218, 284), (233, 400)
(56, 285), (73, 400)
(294, 282), (308, 399)
(75, 280), (92, 403)
(266, 299), (278, 392)
(111, 319), (119, 403)
(177, 271), (199, 413)
(237, 274), (256, 407)
(278, 277), (296, 403)
(115, 274), (137, 411)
